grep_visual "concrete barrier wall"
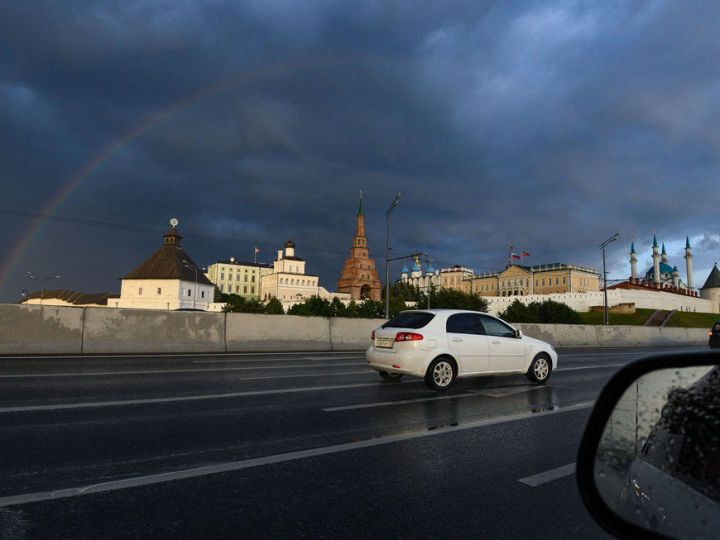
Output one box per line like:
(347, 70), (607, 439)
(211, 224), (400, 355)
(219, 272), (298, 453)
(0, 304), (84, 354)
(0, 304), (710, 355)
(226, 313), (331, 352)
(83, 307), (226, 354)
(329, 318), (385, 351)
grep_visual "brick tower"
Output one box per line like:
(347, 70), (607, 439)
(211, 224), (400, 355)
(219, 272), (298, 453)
(337, 193), (382, 301)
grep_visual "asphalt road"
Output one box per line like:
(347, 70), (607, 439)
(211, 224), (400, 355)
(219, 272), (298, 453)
(0, 345), (704, 539)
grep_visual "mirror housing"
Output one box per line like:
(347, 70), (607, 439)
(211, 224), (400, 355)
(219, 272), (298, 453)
(576, 351), (720, 539)
(514, 328), (522, 339)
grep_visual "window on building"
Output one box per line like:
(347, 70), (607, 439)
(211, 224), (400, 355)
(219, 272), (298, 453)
(252, 275), (255, 283)
(555, 278), (559, 285)
(188, 289), (192, 297)
(244, 286), (248, 293)
(563, 277), (566, 284)
(236, 274), (240, 281)
(138, 287), (143, 295)
(157, 288), (161, 295)
(201, 291), (205, 298)
(220, 273), (224, 280)
(220, 285), (225, 292)
(251, 287), (254, 294)
(236, 286), (239, 293)
(541, 279), (545, 286)
(244, 275), (248, 282)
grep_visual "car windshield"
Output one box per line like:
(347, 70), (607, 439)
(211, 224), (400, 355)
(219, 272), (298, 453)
(382, 311), (435, 329)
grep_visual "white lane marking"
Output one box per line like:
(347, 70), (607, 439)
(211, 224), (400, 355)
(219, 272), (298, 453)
(193, 356), (362, 364)
(479, 386), (545, 398)
(0, 364), (365, 378)
(518, 463), (576, 487)
(0, 402), (593, 507)
(0, 351), (363, 360)
(323, 392), (478, 412)
(556, 364), (623, 372)
(0, 379), (415, 413)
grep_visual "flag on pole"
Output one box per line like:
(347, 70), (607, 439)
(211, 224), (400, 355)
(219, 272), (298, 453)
(511, 253), (521, 260)
(521, 252), (531, 257)
(255, 247), (259, 253)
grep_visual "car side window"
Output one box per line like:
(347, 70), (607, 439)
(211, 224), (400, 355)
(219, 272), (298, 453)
(446, 313), (484, 335)
(478, 315), (515, 338)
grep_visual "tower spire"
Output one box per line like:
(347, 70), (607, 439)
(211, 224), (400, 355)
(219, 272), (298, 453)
(358, 190), (363, 216)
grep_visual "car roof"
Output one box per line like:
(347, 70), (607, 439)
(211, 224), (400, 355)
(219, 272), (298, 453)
(399, 309), (491, 317)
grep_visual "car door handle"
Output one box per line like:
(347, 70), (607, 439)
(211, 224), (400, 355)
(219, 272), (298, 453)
(491, 340), (501, 345)
(451, 338), (463, 342)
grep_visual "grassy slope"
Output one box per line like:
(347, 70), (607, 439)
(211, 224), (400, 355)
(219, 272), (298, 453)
(664, 311), (720, 328)
(576, 308), (656, 326)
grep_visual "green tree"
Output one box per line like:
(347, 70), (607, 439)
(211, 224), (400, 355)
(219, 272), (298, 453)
(221, 294), (266, 313)
(417, 287), (489, 312)
(264, 297), (285, 315)
(287, 296), (335, 317)
(499, 299), (579, 324)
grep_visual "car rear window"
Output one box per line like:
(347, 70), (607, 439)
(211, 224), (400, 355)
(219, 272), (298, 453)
(382, 312), (435, 329)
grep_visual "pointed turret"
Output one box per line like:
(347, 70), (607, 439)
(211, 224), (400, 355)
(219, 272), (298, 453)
(630, 242), (637, 279)
(652, 236), (660, 284)
(661, 242), (668, 264)
(685, 235), (694, 289)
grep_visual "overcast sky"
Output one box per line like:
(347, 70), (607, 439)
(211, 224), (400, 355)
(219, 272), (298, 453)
(2, 1), (720, 302)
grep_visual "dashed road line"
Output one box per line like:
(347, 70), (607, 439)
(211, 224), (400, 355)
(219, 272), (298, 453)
(518, 463), (576, 487)
(0, 402), (593, 507)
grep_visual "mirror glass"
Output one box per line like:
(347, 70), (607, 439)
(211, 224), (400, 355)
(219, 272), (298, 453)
(594, 365), (720, 538)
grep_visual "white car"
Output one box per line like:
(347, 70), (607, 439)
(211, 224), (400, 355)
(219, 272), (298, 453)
(366, 309), (558, 390)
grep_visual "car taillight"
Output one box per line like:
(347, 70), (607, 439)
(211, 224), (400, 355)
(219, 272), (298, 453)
(371, 330), (375, 340)
(710, 330), (713, 336)
(395, 332), (423, 342)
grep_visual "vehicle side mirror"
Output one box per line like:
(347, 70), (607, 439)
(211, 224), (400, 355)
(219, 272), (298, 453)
(576, 352), (720, 539)
(514, 329), (522, 339)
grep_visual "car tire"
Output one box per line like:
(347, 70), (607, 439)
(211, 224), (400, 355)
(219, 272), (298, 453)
(379, 371), (403, 381)
(527, 354), (551, 384)
(424, 356), (456, 391)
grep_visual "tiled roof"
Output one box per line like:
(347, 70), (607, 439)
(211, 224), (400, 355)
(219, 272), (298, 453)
(701, 264), (720, 289)
(21, 289), (114, 305)
(123, 227), (213, 285)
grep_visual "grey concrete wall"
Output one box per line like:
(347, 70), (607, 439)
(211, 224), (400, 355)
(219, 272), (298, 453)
(0, 304), (84, 354)
(225, 313), (332, 352)
(329, 317), (384, 351)
(0, 303), (710, 355)
(82, 308), (225, 354)
(516, 323), (708, 348)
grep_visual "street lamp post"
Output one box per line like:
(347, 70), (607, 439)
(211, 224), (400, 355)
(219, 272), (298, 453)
(26, 272), (62, 305)
(599, 233), (620, 325)
(182, 260), (198, 310)
(385, 193), (401, 318)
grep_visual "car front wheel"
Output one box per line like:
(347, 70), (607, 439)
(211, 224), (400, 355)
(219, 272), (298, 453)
(527, 354), (551, 384)
(379, 371), (403, 381)
(425, 357), (456, 391)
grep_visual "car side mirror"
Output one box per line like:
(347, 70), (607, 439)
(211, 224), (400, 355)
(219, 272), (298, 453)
(514, 329), (522, 339)
(576, 352), (720, 539)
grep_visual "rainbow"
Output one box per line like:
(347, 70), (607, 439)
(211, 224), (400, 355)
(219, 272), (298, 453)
(1, 55), (389, 299)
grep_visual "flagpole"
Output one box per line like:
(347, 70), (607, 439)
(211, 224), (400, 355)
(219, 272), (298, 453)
(254, 247), (257, 264)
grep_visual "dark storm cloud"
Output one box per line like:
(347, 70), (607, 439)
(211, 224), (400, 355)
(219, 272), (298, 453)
(2, 1), (720, 300)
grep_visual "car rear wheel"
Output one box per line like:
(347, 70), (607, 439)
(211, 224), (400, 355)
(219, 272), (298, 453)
(527, 354), (551, 384)
(379, 371), (403, 381)
(425, 357), (456, 391)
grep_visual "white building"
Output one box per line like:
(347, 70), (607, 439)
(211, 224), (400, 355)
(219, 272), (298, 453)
(115, 224), (214, 310)
(205, 258), (273, 298)
(261, 239), (351, 310)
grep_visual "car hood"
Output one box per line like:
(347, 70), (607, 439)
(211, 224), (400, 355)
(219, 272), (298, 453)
(521, 335), (554, 349)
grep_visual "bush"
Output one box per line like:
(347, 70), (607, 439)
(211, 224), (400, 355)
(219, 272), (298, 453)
(416, 287), (489, 312)
(264, 297), (284, 314)
(499, 299), (580, 324)
(221, 294), (265, 313)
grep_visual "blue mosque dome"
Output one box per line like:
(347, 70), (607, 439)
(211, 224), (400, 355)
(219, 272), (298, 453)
(645, 262), (675, 280)
(401, 265), (409, 274)
(411, 262), (421, 272)
(426, 265), (435, 274)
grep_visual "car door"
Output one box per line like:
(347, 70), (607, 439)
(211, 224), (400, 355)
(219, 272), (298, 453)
(479, 315), (526, 372)
(446, 313), (489, 374)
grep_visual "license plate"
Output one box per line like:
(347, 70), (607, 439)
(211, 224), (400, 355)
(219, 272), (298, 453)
(375, 338), (394, 348)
